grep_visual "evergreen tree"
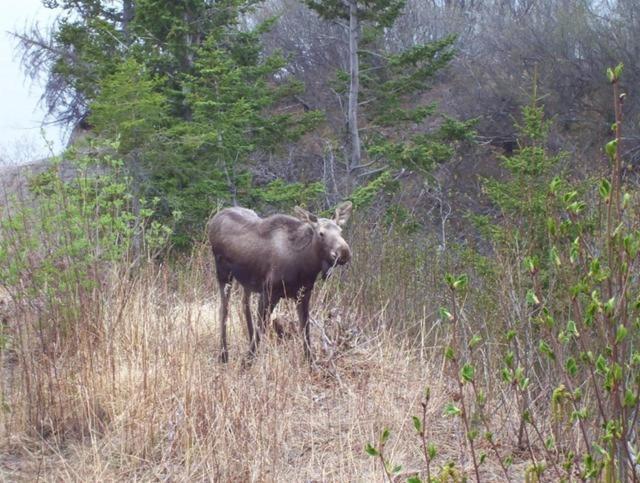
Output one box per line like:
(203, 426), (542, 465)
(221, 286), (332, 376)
(16, 0), (130, 124)
(477, 86), (573, 273)
(304, 0), (473, 177)
(359, 33), (474, 175)
(142, 24), (322, 245)
(20, 1), (323, 247)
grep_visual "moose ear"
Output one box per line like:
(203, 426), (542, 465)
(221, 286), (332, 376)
(294, 206), (318, 224)
(333, 201), (353, 226)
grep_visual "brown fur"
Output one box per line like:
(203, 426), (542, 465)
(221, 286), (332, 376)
(208, 202), (352, 362)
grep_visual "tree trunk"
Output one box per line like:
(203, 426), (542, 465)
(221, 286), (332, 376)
(348, 0), (362, 172)
(122, 0), (135, 44)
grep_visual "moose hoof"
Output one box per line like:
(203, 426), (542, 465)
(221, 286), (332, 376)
(241, 351), (257, 367)
(273, 318), (286, 339)
(218, 351), (229, 363)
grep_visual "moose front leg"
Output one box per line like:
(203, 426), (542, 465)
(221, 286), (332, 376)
(296, 288), (313, 362)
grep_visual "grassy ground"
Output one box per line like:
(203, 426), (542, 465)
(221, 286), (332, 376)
(0, 254), (528, 482)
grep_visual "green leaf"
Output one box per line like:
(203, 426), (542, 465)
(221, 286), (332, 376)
(563, 191), (578, 204)
(526, 289), (540, 306)
(381, 428), (391, 445)
(566, 320), (579, 338)
(444, 346), (455, 361)
(570, 237), (580, 264)
(599, 178), (611, 200)
(612, 363), (622, 383)
(412, 416), (423, 433)
(444, 273), (456, 288)
(604, 297), (616, 316)
(552, 385), (567, 405)
(595, 354), (607, 374)
(612, 222), (624, 238)
(593, 443), (608, 457)
(504, 350), (515, 367)
(567, 200), (586, 214)
(605, 139), (618, 159)
(407, 477), (422, 483)
(539, 340), (555, 360)
(444, 403), (462, 417)
(501, 367), (512, 383)
(460, 363), (475, 383)
(615, 324), (627, 344)
(468, 334), (483, 350)
(549, 176), (563, 194)
(623, 234), (639, 258)
(439, 307), (454, 321)
(524, 256), (537, 273)
(623, 389), (637, 407)
(565, 357), (578, 377)
(614, 62), (624, 79)
(427, 443), (437, 460)
(607, 67), (615, 83)
(569, 390), (581, 405)
(365, 443), (379, 456)
(453, 274), (468, 291)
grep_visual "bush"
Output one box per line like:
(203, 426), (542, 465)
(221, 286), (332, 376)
(2, 143), (173, 338)
(367, 66), (640, 482)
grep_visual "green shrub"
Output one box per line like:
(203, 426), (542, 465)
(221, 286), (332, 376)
(0, 144), (172, 344)
(366, 66), (640, 482)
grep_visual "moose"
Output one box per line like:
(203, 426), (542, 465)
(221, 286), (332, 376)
(208, 202), (353, 362)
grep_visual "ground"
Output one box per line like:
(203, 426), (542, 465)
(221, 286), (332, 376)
(0, 264), (528, 482)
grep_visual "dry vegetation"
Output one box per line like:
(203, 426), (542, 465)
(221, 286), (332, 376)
(0, 243), (531, 482)
(2, 95), (639, 478)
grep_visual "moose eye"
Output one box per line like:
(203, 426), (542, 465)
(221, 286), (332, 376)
(319, 231), (325, 238)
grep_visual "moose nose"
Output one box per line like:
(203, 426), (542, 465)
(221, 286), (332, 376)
(334, 246), (351, 265)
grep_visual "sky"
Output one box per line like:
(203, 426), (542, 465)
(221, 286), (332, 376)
(0, 0), (65, 165)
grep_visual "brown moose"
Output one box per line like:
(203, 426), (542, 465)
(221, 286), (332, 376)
(207, 202), (352, 362)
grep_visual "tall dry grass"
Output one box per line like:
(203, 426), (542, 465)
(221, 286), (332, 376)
(1, 243), (529, 482)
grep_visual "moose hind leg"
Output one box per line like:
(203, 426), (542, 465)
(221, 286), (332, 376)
(218, 281), (232, 363)
(258, 291), (281, 339)
(243, 288), (259, 356)
(214, 255), (234, 363)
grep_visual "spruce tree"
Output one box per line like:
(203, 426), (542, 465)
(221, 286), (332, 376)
(304, 0), (405, 172)
(20, 1), (322, 246)
(304, 0), (473, 179)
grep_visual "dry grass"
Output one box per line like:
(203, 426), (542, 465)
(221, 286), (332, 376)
(0, 257), (526, 482)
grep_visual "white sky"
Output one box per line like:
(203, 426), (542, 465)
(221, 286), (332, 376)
(0, 0), (65, 165)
